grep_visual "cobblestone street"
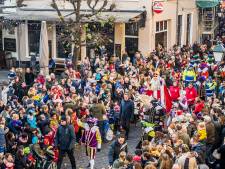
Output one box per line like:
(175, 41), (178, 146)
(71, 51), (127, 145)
(62, 124), (141, 169)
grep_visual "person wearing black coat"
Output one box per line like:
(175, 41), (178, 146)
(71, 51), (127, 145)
(54, 115), (76, 169)
(37, 114), (51, 136)
(15, 146), (31, 169)
(25, 68), (35, 88)
(108, 134), (128, 167)
(217, 143), (225, 169)
(120, 93), (134, 139)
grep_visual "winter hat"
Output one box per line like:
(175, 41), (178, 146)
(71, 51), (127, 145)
(26, 99), (34, 108)
(8, 72), (16, 80)
(198, 76), (206, 82)
(207, 54), (214, 64)
(12, 95), (18, 100)
(203, 115), (211, 123)
(133, 155), (141, 162)
(87, 117), (98, 125)
(61, 115), (67, 121)
(70, 86), (76, 93)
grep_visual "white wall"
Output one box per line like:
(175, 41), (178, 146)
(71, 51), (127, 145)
(2, 28), (18, 59)
(137, 0), (199, 55)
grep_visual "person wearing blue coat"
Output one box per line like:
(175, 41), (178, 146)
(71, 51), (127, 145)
(120, 93), (134, 140)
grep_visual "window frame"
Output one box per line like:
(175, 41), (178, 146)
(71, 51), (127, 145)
(155, 20), (168, 33)
(28, 21), (41, 56)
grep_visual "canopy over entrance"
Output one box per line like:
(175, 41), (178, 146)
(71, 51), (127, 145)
(3, 9), (145, 23)
(196, 0), (220, 8)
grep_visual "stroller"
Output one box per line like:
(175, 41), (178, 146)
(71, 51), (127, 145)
(136, 120), (155, 149)
(31, 144), (57, 169)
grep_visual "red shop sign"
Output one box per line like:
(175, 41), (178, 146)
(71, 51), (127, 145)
(153, 2), (163, 14)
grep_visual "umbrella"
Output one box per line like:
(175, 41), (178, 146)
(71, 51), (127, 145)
(39, 21), (49, 76)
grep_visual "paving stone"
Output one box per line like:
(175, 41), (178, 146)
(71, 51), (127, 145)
(61, 124), (141, 169)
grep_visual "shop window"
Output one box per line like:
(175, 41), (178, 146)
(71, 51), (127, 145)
(28, 21), (41, 56)
(155, 20), (168, 49)
(186, 14), (191, 45)
(155, 32), (167, 49)
(125, 22), (139, 61)
(86, 22), (114, 58)
(177, 15), (182, 45)
(125, 37), (138, 62)
(56, 25), (71, 58)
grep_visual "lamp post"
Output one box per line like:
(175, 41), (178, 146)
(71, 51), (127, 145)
(218, 12), (222, 17)
(213, 43), (225, 62)
(218, 11), (222, 37)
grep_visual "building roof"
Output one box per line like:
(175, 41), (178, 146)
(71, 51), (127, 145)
(3, 9), (144, 23)
(4, 0), (144, 23)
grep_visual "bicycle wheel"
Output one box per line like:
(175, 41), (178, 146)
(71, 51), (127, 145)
(48, 162), (57, 169)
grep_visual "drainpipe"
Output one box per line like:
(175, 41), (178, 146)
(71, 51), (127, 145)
(17, 24), (20, 68)
(176, 0), (179, 45)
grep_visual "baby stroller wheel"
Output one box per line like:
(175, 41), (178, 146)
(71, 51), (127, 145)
(48, 162), (57, 169)
(43, 161), (57, 169)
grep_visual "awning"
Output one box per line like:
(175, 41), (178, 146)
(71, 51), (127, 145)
(3, 10), (144, 23)
(196, 0), (220, 8)
(0, 13), (11, 17)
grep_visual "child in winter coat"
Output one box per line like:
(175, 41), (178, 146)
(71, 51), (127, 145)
(197, 122), (207, 141)
(112, 151), (126, 169)
(0, 117), (6, 156)
(113, 101), (120, 134)
(2, 153), (14, 169)
(193, 98), (204, 115)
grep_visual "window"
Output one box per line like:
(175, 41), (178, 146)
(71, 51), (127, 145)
(164, 21), (167, 30)
(155, 20), (168, 49)
(186, 14), (191, 45)
(125, 22), (139, 36)
(177, 15), (182, 45)
(125, 22), (139, 60)
(156, 22), (159, 32)
(0, 28), (2, 51)
(0, 0), (4, 5)
(56, 25), (71, 58)
(28, 21), (41, 56)
(155, 20), (168, 33)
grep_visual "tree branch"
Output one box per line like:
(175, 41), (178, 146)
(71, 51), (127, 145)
(82, 0), (108, 18)
(51, 0), (65, 22)
(16, 0), (24, 7)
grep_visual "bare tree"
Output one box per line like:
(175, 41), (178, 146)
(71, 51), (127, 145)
(51, 0), (115, 69)
(16, 0), (114, 69)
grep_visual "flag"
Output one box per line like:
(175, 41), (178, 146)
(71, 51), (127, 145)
(144, 86), (172, 113)
(160, 85), (172, 113)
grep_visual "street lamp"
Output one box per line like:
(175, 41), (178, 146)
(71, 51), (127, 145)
(213, 43), (225, 62)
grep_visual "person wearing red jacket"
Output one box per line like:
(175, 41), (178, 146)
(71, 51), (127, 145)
(169, 81), (180, 101)
(193, 98), (204, 115)
(185, 83), (198, 107)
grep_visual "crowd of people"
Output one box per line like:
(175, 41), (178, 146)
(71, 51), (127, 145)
(0, 41), (225, 169)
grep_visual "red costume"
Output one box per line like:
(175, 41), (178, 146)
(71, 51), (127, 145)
(185, 87), (197, 105)
(194, 101), (204, 114)
(169, 86), (180, 101)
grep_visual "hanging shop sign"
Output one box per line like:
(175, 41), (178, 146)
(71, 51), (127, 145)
(153, 2), (164, 14)
(4, 38), (16, 52)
